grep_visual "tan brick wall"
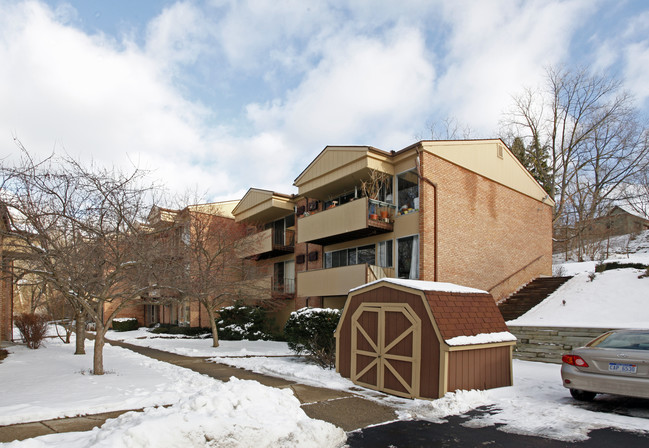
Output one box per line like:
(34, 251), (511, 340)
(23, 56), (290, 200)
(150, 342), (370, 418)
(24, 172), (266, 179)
(103, 299), (146, 327)
(420, 151), (552, 301)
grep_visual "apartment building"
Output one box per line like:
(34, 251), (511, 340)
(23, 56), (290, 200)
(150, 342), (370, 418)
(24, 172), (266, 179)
(104, 200), (241, 328)
(234, 139), (554, 325)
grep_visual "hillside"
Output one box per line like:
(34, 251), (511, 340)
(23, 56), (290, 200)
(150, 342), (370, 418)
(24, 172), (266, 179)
(507, 230), (649, 328)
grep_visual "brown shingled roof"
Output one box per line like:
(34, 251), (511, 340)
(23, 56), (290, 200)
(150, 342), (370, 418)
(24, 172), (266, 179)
(424, 291), (508, 341)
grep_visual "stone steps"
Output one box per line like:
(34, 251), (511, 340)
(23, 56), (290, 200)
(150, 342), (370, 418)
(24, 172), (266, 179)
(498, 276), (572, 321)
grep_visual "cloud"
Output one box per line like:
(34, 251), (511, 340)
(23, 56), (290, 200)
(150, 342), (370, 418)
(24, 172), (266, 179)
(1, 0), (645, 203)
(246, 26), (435, 155)
(0, 1), (230, 197)
(432, 0), (597, 135)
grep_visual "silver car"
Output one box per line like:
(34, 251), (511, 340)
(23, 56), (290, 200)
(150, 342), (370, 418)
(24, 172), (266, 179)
(561, 329), (649, 401)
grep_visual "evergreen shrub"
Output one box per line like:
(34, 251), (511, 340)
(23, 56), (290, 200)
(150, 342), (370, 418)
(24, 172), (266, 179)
(112, 318), (139, 332)
(284, 307), (341, 369)
(595, 261), (648, 273)
(217, 302), (270, 340)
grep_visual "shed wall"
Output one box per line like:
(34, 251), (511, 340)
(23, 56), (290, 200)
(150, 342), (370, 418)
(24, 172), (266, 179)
(447, 345), (512, 392)
(337, 286), (440, 398)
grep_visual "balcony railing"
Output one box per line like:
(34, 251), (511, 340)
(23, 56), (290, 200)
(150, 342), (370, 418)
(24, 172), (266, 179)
(297, 197), (395, 246)
(272, 277), (296, 297)
(296, 263), (394, 297)
(236, 228), (295, 259)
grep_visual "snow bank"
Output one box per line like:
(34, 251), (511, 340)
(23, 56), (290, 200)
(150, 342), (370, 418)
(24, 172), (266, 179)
(4, 379), (346, 448)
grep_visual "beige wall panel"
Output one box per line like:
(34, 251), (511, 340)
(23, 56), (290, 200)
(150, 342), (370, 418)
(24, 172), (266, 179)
(297, 198), (368, 243)
(297, 264), (368, 297)
(423, 140), (551, 204)
(323, 296), (347, 309)
(393, 210), (419, 238)
(237, 228), (272, 258)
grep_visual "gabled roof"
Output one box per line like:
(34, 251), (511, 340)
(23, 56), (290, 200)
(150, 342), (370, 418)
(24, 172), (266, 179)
(293, 146), (393, 196)
(231, 188), (294, 223)
(607, 205), (649, 221)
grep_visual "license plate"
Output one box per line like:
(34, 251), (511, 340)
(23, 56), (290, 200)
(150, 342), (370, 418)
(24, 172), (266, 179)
(609, 363), (637, 373)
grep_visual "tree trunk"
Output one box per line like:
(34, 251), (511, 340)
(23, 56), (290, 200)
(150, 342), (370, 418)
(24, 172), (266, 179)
(93, 326), (105, 375)
(75, 310), (86, 355)
(208, 308), (220, 348)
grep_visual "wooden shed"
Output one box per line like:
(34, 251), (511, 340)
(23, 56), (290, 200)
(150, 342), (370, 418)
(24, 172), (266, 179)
(335, 278), (516, 399)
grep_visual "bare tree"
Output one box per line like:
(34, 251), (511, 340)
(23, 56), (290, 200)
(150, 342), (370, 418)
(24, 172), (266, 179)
(501, 66), (649, 256)
(175, 206), (254, 347)
(1, 146), (173, 374)
(622, 169), (649, 218)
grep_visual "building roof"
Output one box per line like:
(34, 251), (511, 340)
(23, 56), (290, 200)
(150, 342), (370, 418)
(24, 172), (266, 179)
(231, 188), (295, 223)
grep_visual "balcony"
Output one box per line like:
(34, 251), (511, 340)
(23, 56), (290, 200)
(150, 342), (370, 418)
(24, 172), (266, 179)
(272, 277), (296, 299)
(297, 198), (395, 246)
(297, 264), (395, 297)
(236, 228), (295, 259)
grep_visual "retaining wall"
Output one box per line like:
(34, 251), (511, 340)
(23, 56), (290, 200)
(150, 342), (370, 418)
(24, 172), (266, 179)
(507, 326), (613, 364)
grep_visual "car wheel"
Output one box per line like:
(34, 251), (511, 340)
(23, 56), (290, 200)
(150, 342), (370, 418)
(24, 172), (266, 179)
(569, 389), (596, 401)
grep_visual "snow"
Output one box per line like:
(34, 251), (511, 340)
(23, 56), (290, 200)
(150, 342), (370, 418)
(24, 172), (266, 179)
(445, 331), (517, 346)
(0, 336), (345, 447)
(107, 328), (293, 357)
(398, 360), (649, 442)
(350, 277), (487, 294)
(3, 331), (649, 444)
(508, 262), (649, 328)
(3, 231), (649, 445)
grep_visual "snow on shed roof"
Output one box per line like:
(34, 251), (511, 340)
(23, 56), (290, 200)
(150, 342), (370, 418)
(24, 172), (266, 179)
(445, 331), (517, 346)
(349, 277), (488, 294)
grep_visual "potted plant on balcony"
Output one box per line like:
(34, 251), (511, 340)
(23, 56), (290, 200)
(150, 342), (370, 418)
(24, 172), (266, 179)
(361, 169), (390, 220)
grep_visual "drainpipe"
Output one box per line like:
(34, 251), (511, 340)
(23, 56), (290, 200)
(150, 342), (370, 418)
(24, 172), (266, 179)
(415, 147), (438, 282)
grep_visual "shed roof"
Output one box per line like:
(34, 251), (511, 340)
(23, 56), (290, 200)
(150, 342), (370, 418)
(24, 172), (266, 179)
(350, 277), (487, 294)
(425, 290), (509, 341)
(349, 278), (509, 342)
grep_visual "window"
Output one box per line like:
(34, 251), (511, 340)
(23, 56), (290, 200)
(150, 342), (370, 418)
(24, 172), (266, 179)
(377, 240), (393, 268)
(397, 235), (419, 279)
(397, 169), (419, 215)
(325, 244), (376, 268)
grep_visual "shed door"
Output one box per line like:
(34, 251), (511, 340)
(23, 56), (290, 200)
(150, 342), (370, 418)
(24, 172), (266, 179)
(350, 303), (421, 398)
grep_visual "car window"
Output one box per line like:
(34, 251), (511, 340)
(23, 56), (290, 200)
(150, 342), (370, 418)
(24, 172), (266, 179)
(592, 332), (649, 350)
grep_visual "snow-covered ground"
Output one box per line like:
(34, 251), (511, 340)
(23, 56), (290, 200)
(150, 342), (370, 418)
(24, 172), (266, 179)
(510, 230), (649, 328)
(0, 336), (345, 447)
(2, 230), (647, 446)
(3, 329), (648, 446)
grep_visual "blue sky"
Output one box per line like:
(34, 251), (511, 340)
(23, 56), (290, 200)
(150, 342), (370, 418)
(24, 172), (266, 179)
(1, 0), (648, 201)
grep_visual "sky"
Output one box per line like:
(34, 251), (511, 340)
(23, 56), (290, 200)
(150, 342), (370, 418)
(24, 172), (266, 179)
(1, 0), (649, 202)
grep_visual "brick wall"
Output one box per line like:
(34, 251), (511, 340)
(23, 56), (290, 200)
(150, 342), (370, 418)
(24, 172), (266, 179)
(103, 299), (146, 327)
(420, 150), (552, 301)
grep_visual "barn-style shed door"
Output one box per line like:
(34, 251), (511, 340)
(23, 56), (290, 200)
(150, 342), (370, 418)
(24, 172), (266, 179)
(350, 303), (421, 398)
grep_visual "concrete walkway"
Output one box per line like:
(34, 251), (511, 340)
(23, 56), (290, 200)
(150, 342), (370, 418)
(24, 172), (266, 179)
(0, 339), (397, 443)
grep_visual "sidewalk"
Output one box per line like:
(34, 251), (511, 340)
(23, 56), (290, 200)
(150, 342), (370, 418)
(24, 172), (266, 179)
(0, 339), (397, 443)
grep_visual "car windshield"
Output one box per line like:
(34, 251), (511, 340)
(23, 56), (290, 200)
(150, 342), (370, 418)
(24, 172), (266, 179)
(590, 331), (649, 350)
